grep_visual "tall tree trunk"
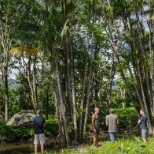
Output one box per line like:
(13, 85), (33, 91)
(55, 55), (70, 145)
(70, 40), (78, 142)
(26, 56), (37, 111)
(147, 1), (154, 133)
(79, 57), (88, 140)
(0, 21), (12, 121)
(33, 55), (38, 109)
(4, 52), (9, 122)
(46, 84), (49, 120)
(66, 41), (72, 120)
(83, 62), (92, 135)
(55, 84), (65, 146)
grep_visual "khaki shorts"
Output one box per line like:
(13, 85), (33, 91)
(34, 133), (46, 145)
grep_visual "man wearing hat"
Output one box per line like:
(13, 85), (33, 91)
(33, 110), (46, 154)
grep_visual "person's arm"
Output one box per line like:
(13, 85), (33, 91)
(43, 123), (46, 126)
(106, 116), (108, 126)
(138, 119), (141, 124)
(117, 116), (119, 125)
(43, 118), (46, 126)
(92, 114), (96, 132)
(138, 116), (142, 124)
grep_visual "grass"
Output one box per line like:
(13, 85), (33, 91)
(86, 136), (154, 154)
(43, 137), (154, 154)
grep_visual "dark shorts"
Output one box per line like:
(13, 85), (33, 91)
(93, 128), (99, 137)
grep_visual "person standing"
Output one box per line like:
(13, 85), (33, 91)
(33, 110), (46, 154)
(92, 107), (100, 148)
(138, 109), (148, 143)
(106, 108), (119, 142)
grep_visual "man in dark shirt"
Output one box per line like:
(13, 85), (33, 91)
(138, 109), (148, 143)
(33, 110), (46, 154)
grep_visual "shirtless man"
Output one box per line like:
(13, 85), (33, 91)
(92, 107), (100, 148)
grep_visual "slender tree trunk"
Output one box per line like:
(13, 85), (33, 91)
(55, 84), (65, 146)
(83, 62), (92, 135)
(26, 56), (37, 111)
(66, 41), (72, 119)
(4, 52), (9, 122)
(0, 22), (12, 122)
(55, 55), (70, 145)
(33, 55), (38, 109)
(70, 40), (78, 142)
(46, 84), (49, 120)
(147, 1), (154, 133)
(79, 57), (88, 140)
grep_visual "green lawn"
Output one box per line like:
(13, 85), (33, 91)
(44, 137), (154, 154)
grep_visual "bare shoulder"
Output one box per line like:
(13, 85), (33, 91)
(92, 114), (96, 118)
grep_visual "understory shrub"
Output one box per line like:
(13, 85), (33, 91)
(0, 116), (58, 142)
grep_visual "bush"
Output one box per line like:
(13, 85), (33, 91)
(0, 119), (8, 137)
(45, 117), (58, 136)
(0, 119), (34, 142)
(115, 107), (138, 127)
(0, 115), (58, 142)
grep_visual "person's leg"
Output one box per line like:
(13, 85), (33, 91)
(34, 134), (39, 154)
(114, 132), (118, 141)
(34, 144), (38, 154)
(141, 129), (147, 143)
(109, 132), (115, 142)
(93, 136), (97, 148)
(95, 136), (98, 147)
(39, 134), (46, 153)
(95, 128), (99, 147)
(142, 138), (147, 143)
(41, 144), (44, 154)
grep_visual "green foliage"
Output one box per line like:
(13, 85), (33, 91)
(0, 0), (153, 145)
(85, 137), (152, 154)
(0, 119), (34, 142)
(0, 119), (7, 137)
(45, 117), (58, 135)
(67, 122), (74, 133)
(86, 123), (92, 132)
(115, 107), (138, 127)
(0, 116), (58, 142)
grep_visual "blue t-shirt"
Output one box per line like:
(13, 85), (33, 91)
(33, 116), (45, 134)
(140, 115), (148, 129)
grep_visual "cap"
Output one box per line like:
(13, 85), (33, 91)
(36, 110), (42, 115)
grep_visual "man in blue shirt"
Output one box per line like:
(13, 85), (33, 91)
(138, 109), (148, 143)
(33, 110), (46, 154)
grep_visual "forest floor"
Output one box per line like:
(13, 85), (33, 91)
(1, 132), (151, 154)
